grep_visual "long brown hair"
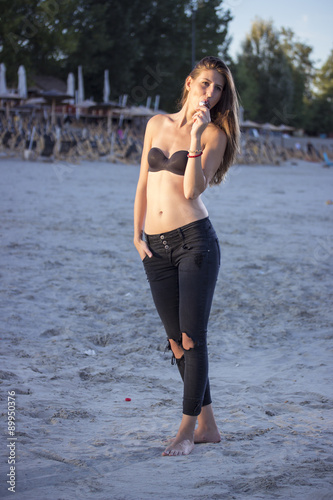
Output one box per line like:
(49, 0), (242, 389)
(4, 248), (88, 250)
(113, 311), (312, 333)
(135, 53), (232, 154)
(180, 56), (240, 185)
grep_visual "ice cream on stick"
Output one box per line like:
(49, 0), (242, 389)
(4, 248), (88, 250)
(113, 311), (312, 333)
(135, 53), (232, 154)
(199, 99), (210, 109)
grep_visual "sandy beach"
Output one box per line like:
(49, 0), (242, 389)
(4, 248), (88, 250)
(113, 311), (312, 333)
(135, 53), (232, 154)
(0, 156), (332, 499)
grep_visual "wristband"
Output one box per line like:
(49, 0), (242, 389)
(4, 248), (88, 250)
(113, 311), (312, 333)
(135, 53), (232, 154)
(187, 152), (203, 158)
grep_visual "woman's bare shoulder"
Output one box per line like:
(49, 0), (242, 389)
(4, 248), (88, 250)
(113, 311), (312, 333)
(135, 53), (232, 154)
(208, 122), (226, 139)
(147, 113), (173, 131)
(145, 114), (173, 145)
(203, 123), (227, 148)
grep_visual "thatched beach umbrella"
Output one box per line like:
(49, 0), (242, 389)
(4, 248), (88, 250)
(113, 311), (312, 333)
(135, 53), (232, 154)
(16, 96), (47, 115)
(277, 124), (295, 133)
(261, 122), (281, 132)
(240, 119), (262, 129)
(112, 105), (158, 118)
(74, 98), (96, 120)
(277, 124), (295, 147)
(88, 100), (120, 133)
(113, 105), (160, 128)
(75, 99), (97, 110)
(39, 89), (71, 124)
(0, 92), (21, 119)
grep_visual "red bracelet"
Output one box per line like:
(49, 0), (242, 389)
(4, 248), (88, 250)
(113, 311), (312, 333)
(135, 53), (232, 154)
(187, 152), (203, 158)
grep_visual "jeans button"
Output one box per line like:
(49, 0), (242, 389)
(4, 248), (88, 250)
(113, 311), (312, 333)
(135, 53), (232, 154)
(160, 235), (164, 239)
(163, 240), (167, 245)
(165, 245), (170, 250)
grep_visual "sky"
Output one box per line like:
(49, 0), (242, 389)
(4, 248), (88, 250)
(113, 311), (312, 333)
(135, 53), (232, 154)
(226, 0), (333, 67)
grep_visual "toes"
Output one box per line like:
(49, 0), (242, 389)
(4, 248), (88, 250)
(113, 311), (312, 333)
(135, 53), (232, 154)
(162, 445), (178, 456)
(162, 449), (179, 456)
(162, 440), (194, 456)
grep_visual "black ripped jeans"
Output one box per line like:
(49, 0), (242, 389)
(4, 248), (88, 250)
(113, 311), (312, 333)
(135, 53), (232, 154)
(143, 217), (220, 416)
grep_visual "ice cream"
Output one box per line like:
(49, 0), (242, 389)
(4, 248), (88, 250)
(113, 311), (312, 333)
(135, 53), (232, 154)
(199, 100), (210, 109)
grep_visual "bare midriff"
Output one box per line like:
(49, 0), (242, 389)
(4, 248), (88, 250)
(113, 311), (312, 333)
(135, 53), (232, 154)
(144, 170), (208, 235)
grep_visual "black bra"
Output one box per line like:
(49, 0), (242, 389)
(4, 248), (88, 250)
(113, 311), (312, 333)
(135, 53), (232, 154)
(148, 147), (188, 176)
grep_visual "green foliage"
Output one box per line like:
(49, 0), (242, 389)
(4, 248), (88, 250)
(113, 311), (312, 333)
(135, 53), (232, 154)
(303, 95), (333, 136)
(279, 27), (314, 127)
(1, 3), (332, 134)
(62, 0), (232, 110)
(315, 49), (333, 98)
(235, 18), (332, 134)
(0, 0), (232, 110)
(195, 0), (232, 60)
(0, 0), (79, 85)
(304, 50), (333, 136)
(235, 19), (297, 126)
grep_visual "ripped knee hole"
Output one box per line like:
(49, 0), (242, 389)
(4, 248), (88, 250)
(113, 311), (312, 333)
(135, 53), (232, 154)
(182, 332), (196, 350)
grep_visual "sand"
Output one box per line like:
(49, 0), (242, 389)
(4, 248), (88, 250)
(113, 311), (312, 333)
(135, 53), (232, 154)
(0, 157), (332, 499)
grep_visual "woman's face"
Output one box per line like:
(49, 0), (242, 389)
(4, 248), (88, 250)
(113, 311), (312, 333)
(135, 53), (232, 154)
(187, 69), (225, 110)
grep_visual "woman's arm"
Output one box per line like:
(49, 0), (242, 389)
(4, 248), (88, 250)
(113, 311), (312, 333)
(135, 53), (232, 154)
(184, 116), (227, 200)
(133, 118), (155, 260)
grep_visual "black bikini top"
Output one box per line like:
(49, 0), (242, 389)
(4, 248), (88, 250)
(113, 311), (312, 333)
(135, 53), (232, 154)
(148, 147), (188, 176)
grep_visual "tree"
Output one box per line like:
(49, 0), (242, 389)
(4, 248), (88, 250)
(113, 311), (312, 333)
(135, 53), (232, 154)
(195, 0), (232, 62)
(0, 0), (233, 110)
(304, 49), (333, 136)
(63, 0), (233, 110)
(315, 48), (333, 98)
(235, 18), (294, 124)
(0, 0), (79, 86)
(279, 27), (314, 127)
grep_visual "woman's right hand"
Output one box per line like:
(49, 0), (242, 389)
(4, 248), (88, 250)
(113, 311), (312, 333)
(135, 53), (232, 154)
(191, 96), (211, 138)
(134, 237), (153, 261)
(191, 105), (211, 137)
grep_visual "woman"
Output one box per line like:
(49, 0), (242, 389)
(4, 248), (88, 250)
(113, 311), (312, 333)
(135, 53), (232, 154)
(133, 56), (240, 456)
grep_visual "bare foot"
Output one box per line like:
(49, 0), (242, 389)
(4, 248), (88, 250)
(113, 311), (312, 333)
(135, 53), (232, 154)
(163, 437), (174, 445)
(162, 438), (194, 456)
(194, 427), (221, 444)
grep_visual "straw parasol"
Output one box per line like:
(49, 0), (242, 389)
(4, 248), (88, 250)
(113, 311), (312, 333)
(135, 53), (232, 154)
(240, 119), (262, 129)
(38, 89), (72, 124)
(114, 105), (158, 117)
(261, 122), (281, 132)
(88, 100), (120, 133)
(75, 99), (97, 110)
(0, 92), (22, 119)
(277, 124), (295, 132)
(16, 97), (47, 115)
